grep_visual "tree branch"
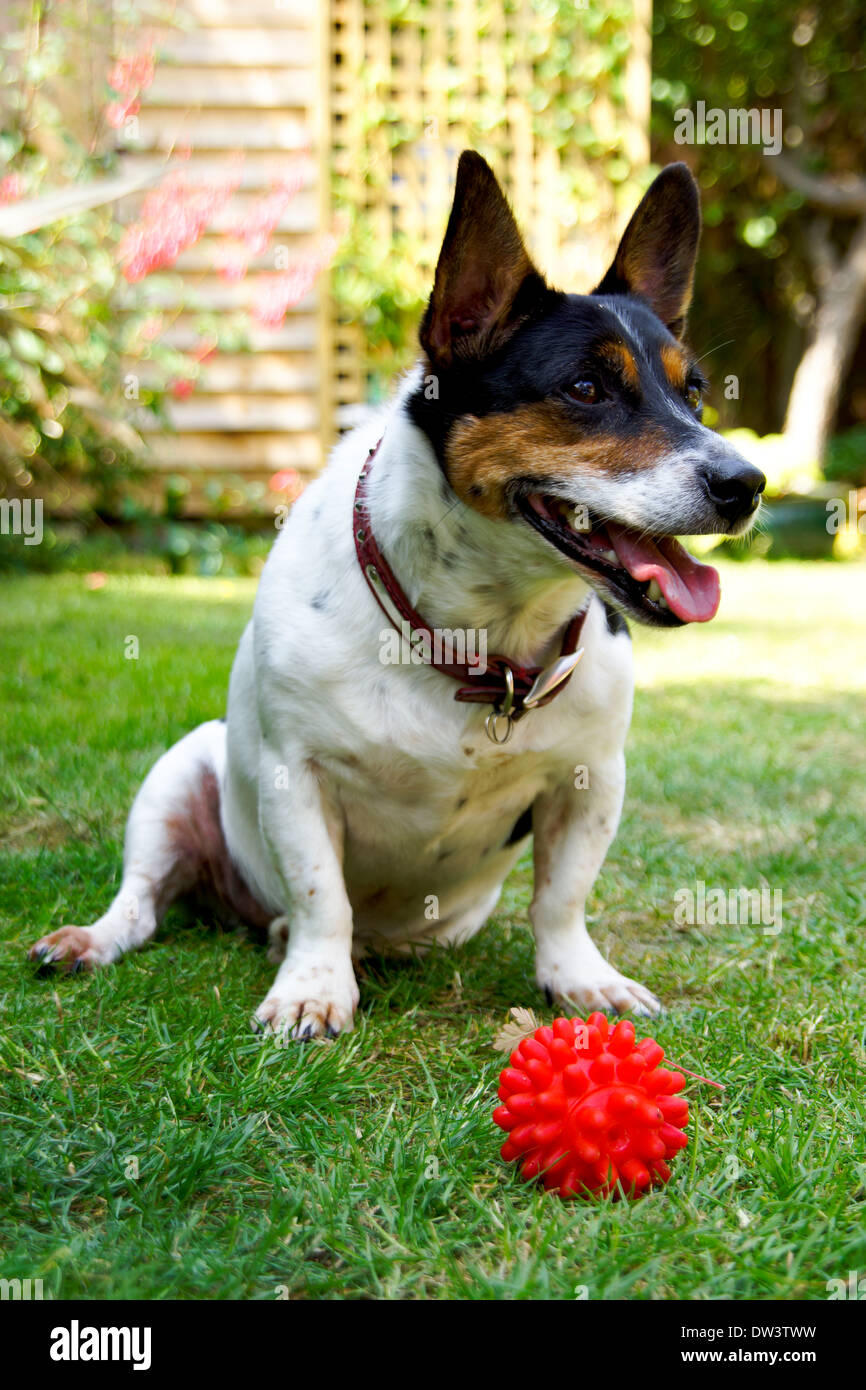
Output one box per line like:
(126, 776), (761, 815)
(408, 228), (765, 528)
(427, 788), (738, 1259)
(774, 154), (866, 216)
(0, 164), (165, 239)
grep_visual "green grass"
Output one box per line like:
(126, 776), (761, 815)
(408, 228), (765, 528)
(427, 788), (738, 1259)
(1, 561), (865, 1300)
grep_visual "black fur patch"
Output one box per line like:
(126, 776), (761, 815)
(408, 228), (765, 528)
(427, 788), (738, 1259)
(603, 602), (631, 638)
(505, 807), (533, 846)
(408, 294), (701, 469)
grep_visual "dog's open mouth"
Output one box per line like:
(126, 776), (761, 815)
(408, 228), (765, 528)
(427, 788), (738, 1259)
(517, 493), (721, 627)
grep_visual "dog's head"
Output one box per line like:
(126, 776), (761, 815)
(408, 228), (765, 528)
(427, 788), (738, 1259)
(410, 151), (765, 627)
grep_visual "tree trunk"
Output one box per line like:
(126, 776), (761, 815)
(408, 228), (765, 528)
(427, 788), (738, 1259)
(783, 216), (866, 466)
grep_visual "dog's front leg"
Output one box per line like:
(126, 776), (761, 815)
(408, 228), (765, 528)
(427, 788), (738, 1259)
(530, 756), (661, 1017)
(253, 741), (359, 1039)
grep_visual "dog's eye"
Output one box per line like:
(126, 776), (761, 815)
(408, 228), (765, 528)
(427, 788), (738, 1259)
(566, 376), (603, 405)
(685, 380), (703, 412)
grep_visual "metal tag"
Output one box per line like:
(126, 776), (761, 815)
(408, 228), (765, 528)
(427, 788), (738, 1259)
(522, 647), (585, 710)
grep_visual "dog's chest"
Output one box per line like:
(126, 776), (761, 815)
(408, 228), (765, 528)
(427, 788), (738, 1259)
(317, 725), (555, 935)
(334, 731), (555, 845)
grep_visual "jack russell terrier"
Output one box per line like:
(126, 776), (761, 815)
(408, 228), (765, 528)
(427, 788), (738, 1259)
(30, 153), (765, 1037)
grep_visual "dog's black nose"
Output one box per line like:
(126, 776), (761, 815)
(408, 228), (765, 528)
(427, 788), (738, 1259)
(699, 457), (766, 523)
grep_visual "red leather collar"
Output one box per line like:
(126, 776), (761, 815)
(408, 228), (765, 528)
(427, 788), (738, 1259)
(353, 437), (588, 742)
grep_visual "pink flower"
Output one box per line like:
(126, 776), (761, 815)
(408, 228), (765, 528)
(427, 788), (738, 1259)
(269, 469), (304, 499)
(0, 173), (25, 205)
(118, 167), (242, 281)
(105, 43), (154, 131)
(108, 45), (155, 100)
(139, 315), (164, 342)
(215, 164), (307, 282)
(191, 335), (218, 364)
(106, 97), (141, 129)
(169, 378), (195, 399)
(214, 237), (251, 282)
(252, 234), (337, 330)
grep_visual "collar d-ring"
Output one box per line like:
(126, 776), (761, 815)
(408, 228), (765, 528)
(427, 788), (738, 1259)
(484, 666), (515, 744)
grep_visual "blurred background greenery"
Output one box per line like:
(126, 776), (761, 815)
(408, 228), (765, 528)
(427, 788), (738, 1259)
(1, 0), (864, 576)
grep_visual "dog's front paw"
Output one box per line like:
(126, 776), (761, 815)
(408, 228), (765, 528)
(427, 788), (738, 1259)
(536, 941), (662, 1018)
(28, 926), (111, 973)
(252, 962), (359, 1041)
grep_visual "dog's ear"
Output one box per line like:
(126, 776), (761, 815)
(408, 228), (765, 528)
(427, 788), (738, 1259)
(593, 163), (701, 338)
(420, 150), (548, 368)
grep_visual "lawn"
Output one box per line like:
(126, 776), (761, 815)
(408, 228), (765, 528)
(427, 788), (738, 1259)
(1, 561), (865, 1300)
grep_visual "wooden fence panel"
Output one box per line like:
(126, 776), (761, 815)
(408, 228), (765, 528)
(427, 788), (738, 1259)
(116, 0), (331, 508)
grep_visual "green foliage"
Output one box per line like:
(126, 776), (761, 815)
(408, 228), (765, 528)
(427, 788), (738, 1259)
(331, 225), (430, 396)
(825, 424), (866, 486)
(0, 218), (152, 511)
(0, 518), (274, 578)
(0, 9), (164, 514)
(652, 1), (866, 437)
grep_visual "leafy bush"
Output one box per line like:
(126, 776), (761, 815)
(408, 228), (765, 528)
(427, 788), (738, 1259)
(0, 6), (182, 514)
(1, 5), (331, 549)
(824, 425), (866, 486)
(0, 209), (162, 514)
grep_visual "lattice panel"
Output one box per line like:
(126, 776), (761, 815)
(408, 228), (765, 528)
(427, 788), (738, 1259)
(328, 0), (650, 417)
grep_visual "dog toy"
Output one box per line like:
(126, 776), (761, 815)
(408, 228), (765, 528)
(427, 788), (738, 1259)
(493, 1013), (689, 1199)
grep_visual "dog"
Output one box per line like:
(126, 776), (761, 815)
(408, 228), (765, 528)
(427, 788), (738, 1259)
(29, 152), (764, 1036)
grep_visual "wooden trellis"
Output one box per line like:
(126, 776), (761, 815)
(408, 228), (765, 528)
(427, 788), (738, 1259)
(328, 0), (651, 416)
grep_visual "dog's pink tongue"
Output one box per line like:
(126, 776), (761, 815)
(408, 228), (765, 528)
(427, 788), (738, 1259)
(605, 523), (721, 623)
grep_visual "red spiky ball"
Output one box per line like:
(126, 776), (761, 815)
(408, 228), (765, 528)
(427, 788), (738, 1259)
(493, 1013), (689, 1199)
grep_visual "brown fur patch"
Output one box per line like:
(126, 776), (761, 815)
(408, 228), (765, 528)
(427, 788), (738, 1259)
(445, 402), (669, 519)
(660, 343), (687, 390)
(165, 768), (272, 930)
(30, 925), (95, 965)
(600, 341), (640, 390)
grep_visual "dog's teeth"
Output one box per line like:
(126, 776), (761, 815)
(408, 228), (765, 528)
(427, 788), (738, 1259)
(658, 595), (669, 610)
(647, 579), (663, 602)
(601, 548), (617, 563)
